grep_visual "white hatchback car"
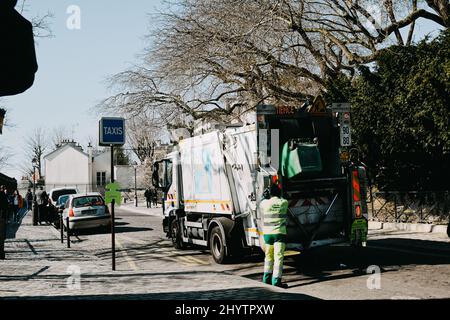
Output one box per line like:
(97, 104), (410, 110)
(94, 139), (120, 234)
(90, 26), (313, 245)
(62, 193), (111, 231)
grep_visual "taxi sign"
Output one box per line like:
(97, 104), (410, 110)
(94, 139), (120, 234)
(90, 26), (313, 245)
(99, 117), (125, 146)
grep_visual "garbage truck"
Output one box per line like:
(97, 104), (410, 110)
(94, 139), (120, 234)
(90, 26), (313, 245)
(153, 101), (369, 263)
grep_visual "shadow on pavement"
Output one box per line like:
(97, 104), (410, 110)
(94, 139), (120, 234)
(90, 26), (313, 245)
(114, 226), (153, 234)
(239, 238), (450, 288)
(5, 208), (30, 239)
(0, 287), (318, 300)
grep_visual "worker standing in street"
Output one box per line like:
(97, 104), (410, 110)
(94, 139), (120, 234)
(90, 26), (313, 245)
(260, 182), (289, 288)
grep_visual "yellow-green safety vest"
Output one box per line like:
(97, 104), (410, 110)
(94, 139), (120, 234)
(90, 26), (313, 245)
(260, 197), (289, 235)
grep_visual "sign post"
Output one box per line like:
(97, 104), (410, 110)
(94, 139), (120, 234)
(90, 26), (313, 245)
(99, 117), (125, 271)
(332, 103), (352, 147)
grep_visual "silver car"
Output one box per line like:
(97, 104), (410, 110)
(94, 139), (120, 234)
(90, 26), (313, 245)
(62, 193), (111, 231)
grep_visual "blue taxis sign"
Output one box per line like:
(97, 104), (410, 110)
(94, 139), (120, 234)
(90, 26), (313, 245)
(99, 117), (125, 146)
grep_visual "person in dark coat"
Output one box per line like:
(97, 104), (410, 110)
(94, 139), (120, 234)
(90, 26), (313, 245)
(144, 188), (152, 208)
(35, 186), (48, 224)
(0, 186), (8, 221)
(26, 189), (33, 211)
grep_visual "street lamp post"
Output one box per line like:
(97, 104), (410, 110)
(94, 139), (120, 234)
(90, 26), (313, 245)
(32, 158), (38, 226)
(133, 162), (138, 207)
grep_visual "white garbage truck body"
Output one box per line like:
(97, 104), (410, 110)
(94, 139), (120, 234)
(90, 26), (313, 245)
(153, 104), (369, 263)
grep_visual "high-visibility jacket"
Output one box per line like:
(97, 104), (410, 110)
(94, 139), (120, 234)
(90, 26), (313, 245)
(260, 197), (289, 235)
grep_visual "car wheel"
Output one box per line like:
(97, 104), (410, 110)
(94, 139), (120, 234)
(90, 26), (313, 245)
(209, 226), (230, 264)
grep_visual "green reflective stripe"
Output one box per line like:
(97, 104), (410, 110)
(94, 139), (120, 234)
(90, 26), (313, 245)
(263, 227), (287, 235)
(261, 197), (289, 236)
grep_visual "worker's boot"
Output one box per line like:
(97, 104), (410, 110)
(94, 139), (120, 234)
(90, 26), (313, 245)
(272, 277), (288, 288)
(262, 272), (272, 284)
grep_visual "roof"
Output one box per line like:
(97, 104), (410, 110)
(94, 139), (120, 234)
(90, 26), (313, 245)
(44, 143), (88, 161)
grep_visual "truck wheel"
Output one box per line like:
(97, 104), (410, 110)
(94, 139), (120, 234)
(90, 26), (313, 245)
(210, 226), (229, 264)
(171, 219), (186, 250)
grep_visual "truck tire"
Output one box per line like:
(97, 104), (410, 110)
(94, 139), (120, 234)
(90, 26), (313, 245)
(210, 226), (229, 264)
(170, 219), (186, 250)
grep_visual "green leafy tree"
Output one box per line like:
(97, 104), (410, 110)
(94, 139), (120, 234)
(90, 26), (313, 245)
(326, 30), (450, 191)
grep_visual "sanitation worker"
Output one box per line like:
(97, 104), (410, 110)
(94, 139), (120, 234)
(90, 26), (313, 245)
(260, 183), (289, 288)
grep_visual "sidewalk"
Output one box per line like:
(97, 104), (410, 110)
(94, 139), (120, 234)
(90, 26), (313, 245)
(0, 208), (311, 299)
(119, 201), (163, 216)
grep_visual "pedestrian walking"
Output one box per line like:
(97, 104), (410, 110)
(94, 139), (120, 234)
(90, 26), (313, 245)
(26, 188), (33, 211)
(35, 186), (48, 225)
(12, 190), (19, 223)
(260, 182), (289, 288)
(144, 188), (152, 208)
(152, 188), (158, 207)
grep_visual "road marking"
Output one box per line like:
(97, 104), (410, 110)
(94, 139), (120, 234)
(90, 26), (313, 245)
(117, 235), (148, 245)
(116, 238), (139, 271)
(116, 233), (210, 266)
(179, 254), (210, 265)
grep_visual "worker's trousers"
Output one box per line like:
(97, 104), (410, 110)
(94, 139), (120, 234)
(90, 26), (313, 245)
(263, 234), (286, 286)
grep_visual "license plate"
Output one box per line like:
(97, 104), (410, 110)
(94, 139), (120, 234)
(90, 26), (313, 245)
(82, 209), (97, 215)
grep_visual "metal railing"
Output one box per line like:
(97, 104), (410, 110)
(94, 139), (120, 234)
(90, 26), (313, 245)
(368, 189), (450, 224)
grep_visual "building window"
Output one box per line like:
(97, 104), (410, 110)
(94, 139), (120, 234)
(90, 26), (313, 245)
(96, 172), (106, 186)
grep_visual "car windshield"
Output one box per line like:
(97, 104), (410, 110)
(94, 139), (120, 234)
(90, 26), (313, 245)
(52, 189), (77, 202)
(73, 196), (104, 208)
(57, 195), (70, 205)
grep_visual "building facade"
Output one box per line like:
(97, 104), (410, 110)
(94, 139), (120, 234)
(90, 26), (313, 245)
(43, 141), (112, 193)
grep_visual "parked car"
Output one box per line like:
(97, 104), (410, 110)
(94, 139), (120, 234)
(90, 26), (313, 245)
(62, 193), (111, 232)
(48, 187), (79, 206)
(47, 187), (79, 227)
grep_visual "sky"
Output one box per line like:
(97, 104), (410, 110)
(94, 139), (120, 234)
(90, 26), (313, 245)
(1, 0), (165, 180)
(0, 0), (444, 181)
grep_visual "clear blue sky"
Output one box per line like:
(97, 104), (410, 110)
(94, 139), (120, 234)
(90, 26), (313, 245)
(0, 0), (444, 180)
(1, 0), (164, 179)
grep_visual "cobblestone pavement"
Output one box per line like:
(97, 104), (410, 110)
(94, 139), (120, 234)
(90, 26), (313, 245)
(0, 209), (312, 300)
(1, 204), (449, 300)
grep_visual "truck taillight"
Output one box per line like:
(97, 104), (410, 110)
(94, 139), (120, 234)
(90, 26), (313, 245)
(271, 175), (282, 190)
(355, 205), (362, 218)
(352, 170), (361, 202)
(69, 208), (74, 217)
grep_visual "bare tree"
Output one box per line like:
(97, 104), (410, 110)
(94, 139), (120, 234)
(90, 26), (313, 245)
(51, 126), (72, 149)
(24, 127), (48, 178)
(18, 0), (54, 38)
(0, 145), (12, 170)
(99, 0), (448, 129)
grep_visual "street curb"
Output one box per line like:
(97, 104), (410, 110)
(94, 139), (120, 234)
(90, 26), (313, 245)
(119, 204), (162, 217)
(369, 221), (448, 234)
